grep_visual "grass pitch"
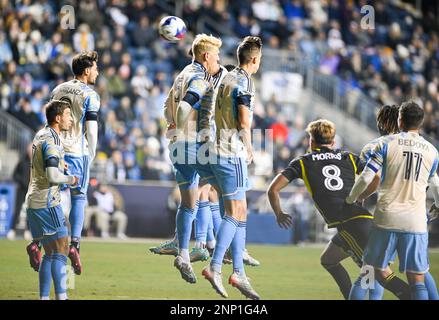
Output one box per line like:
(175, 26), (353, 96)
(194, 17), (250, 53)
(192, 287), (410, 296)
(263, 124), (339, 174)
(1, 239), (438, 300)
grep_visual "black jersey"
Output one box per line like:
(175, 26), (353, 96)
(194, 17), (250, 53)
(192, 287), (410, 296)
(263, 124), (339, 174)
(281, 147), (372, 227)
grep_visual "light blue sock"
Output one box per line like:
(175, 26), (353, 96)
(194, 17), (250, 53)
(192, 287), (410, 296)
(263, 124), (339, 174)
(207, 214), (215, 242)
(211, 215), (239, 272)
(195, 201), (211, 245)
(39, 255), (52, 298)
(210, 202), (222, 233)
(425, 272), (439, 300)
(411, 282), (429, 300)
(231, 221), (246, 275)
(176, 205), (196, 250)
(69, 193), (86, 240)
(368, 281), (385, 300)
(51, 253), (67, 295)
(349, 276), (368, 300)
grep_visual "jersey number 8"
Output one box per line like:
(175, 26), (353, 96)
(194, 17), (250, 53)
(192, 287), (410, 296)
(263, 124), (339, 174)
(322, 165), (344, 191)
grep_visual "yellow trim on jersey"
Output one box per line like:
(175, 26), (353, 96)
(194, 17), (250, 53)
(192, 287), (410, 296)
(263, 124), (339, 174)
(349, 153), (358, 175)
(299, 159), (313, 197)
(327, 214), (374, 228)
(339, 231), (359, 257)
(341, 230), (364, 258)
(339, 231), (363, 260)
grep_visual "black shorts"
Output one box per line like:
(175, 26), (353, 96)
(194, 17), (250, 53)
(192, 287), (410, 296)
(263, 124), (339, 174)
(331, 217), (373, 267)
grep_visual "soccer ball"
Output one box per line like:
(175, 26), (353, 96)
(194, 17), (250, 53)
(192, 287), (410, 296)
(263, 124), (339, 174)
(158, 16), (187, 41)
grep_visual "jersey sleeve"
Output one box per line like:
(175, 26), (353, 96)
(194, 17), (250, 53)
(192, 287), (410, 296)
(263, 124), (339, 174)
(84, 90), (101, 114)
(429, 151), (439, 179)
(42, 139), (61, 163)
(366, 139), (387, 173)
(187, 76), (210, 99)
(235, 77), (252, 109)
(281, 158), (302, 182)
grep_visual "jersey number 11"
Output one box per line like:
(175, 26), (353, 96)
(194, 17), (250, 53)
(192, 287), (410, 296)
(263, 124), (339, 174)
(402, 151), (422, 181)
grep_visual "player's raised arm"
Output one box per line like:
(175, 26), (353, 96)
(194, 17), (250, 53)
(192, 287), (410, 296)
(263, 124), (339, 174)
(267, 174), (293, 229)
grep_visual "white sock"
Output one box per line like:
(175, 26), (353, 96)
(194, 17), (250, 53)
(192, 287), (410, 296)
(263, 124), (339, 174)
(56, 293), (68, 300)
(195, 241), (206, 249)
(207, 240), (216, 249)
(40, 296), (50, 300)
(179, 249), (190, 262)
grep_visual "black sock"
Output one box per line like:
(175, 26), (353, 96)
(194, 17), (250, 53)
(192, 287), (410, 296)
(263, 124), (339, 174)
(70, 240), (80, 252)
(322, 263), (352, 299)
(379, 272), (411, 300)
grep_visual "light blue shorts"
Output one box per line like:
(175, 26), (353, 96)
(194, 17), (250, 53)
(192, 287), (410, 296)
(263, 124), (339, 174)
(64, 154), (90, 194)
(169, 141), (199, 190)
(363, 226), (429, 273)
(27, 205), (68, 245)
(211, 156), (248, 200)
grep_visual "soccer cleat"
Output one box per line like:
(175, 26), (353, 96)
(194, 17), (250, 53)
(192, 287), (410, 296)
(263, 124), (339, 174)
(190, 247), (210, 263)
(149, 239), (178, 256)
(243, 249), (260, 267)
(174, 256), (197, 284)
(202, 265), (228, 298)
(223, 249), (232, 265)
(229, 272), (260, 300)
(26, 242), (42, 272)
(68, 245), (83, 275)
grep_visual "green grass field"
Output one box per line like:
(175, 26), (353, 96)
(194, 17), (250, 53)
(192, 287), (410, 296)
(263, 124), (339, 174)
(1, 239), (439, 300)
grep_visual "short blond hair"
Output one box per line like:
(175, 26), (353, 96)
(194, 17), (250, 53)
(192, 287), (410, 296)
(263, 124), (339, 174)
(306, 119), (336, 145)
(192, 34), (222, 59)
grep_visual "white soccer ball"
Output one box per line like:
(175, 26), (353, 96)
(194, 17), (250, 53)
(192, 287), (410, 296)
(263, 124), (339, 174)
(158, 16), (187, 41)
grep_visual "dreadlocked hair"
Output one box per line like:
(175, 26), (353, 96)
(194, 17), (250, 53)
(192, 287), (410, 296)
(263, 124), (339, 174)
(376, 104), (399, 135)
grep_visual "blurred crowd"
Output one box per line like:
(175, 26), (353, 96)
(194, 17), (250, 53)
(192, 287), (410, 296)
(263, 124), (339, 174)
(1, 0), (439, 188)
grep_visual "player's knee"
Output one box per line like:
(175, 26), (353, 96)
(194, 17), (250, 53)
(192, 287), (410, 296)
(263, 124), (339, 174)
(54, 237), (69, 255)
(406, 272), (424, 285)
(320, 251), (338, 268)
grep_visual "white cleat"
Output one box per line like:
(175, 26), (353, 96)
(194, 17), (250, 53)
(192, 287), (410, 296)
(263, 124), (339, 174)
(174, 256), (197, 284)
(229, 272), (260, 300)
(202, 265), (228, 298)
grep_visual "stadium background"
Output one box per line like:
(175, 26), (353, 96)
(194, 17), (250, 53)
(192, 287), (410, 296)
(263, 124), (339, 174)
(1, 0), (439, 300)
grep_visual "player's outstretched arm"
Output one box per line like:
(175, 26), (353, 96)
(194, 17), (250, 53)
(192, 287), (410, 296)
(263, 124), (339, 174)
(267, 174), (293, 229)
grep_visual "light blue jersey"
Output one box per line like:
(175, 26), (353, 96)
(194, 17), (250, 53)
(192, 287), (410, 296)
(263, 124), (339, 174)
(210, 67), (255, 199)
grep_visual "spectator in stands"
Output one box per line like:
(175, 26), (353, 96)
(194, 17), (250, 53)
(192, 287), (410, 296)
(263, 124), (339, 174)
(7, 143), (32, 240)
(90, 183), (128, 239)
(11, 97), (42, 132)
(106, 150), (127, 182)
(132, 15), (156, 48)
(73, 24), (95, 53)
